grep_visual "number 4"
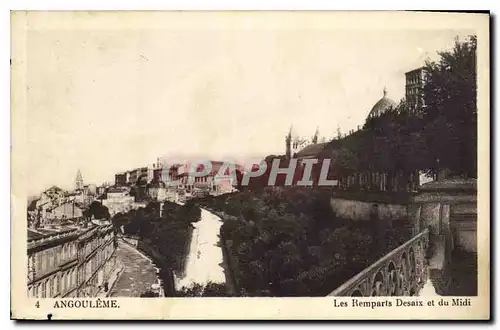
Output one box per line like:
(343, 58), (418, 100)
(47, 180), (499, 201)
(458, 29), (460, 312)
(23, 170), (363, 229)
(35, 301), (40, 308)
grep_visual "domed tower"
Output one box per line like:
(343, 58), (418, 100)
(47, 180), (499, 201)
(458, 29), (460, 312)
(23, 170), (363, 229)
(366, 87), (397, 121)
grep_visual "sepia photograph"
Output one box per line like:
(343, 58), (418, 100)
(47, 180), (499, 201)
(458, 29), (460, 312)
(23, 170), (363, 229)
(10, 11), (490, 320)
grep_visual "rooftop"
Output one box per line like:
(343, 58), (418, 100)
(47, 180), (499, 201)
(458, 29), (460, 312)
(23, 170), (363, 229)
(295, 142), (328, 158)
(27, 225), (80, 241)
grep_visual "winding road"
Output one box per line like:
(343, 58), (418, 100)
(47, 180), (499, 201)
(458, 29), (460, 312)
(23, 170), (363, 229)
(109, 240), (161, 297)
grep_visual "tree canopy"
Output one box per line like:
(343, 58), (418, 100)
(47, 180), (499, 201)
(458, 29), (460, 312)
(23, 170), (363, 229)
(422, 35), (477, 177)
(84, 201), (110, 220)
(328, 35), (477, 178)
(196, 187), (411, 296)
(112, 200), (202, 275)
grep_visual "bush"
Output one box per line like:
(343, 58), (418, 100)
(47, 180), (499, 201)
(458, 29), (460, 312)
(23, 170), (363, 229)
(176, 282), (229, 297)
(140, 290), (159, 297)
(209, 187), (410, 296)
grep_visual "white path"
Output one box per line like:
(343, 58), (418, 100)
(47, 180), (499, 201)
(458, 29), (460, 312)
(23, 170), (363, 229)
(175, 208), (226, 289)
(418, 275), (440, 297)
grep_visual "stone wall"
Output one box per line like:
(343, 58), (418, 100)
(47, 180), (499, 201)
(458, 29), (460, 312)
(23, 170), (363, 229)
(411, 178), (478, 296)
(330, 198), (408, 222)
(412, 179), (477, 255)
(330, 179), (477, 254)
(450, 202), (477, 253)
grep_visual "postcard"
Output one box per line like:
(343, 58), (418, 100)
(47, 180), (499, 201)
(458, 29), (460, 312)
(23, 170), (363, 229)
(11, 11), (490, 320)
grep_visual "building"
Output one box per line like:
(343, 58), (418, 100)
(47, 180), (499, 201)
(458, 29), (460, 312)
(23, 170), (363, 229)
(405, 67), (427, 113)
(152, 167), (163, 185)
(285, 87), (411, 190)
(164, 189), (179, 203)
(41, 186), (67, 206)
(102, 187), (135, 215)
(127, 169), (138, 186)
(177, 161), (237, 197)
(45, 201), (84, 222)
(366, 87), (398, 121)
(27, 223), (117, 298)
(285, 126), (311, 159)
(75, 170), (84, 191)
(97, 185), (107, 196)
(70, 189), (93, 209)
(115, 172), (128, 186)
(148, 181), (167, 201)
(165, 164), (182, 188)
(285, 126), (330, 160)
(336, 87), (420, 192)
(113, 159), (240, 202)
(137, 167), (149, 184)
(29, 186), (70, 228)
(87, 184), (97, 196)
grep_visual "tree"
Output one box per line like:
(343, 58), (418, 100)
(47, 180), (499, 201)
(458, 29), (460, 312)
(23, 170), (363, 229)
(85, 201), (110, 220)
(234, 169), (245, 191)
(140, 290), (158, 297)
(422, 35), (477, 177)
(176, 282), (229, 297)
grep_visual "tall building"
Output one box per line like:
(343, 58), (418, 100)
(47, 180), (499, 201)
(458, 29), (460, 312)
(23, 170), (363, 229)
(405, 67), (426, 112)
(75, 170), (84, 191)
(27, 224), (117, 298)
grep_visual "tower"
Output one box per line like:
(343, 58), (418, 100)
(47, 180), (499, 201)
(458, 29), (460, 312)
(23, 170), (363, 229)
(285, 125), (293, 159)
(405, 67), (426, 113)
(312, 127), (320, 144)
(366, 87), (397, 121)
(286, 125), (309, 158)
(75, 169), (84, 191)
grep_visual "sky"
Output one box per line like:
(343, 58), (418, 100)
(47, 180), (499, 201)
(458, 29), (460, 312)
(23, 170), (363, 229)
(20, 12), (476, 196)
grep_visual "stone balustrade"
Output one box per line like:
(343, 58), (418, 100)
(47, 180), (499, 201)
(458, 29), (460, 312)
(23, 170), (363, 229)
(28, 222), (113, 250)
(329, 228), (429, 297)
(28, 229), (79, 249)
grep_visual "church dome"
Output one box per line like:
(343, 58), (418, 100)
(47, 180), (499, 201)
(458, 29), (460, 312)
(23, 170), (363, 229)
(367, 87), (397, 120)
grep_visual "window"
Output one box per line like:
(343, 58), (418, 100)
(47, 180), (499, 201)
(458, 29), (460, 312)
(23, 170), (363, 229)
(41, 280), (46, 298)
(50, 250), (54, 268)
(35, 284), (40, 298)
(62, 244), (66, 261)
(49, 277), (54, 297)
(44, 251), (50, 270)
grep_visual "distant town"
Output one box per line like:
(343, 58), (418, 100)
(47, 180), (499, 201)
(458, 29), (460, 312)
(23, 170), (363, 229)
(26, 34), (478, 300)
